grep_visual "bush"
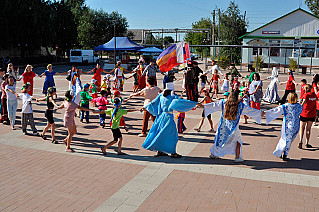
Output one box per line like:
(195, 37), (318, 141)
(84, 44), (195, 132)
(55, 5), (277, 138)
(217, 55), (230, 70)
(288, 58), (297, 72)
(253, 56), (264, 72)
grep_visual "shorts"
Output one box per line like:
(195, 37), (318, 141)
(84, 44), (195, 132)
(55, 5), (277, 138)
(45, 110), (54, 124)
(202, 110), (211, 119)
(300, 116), (316, 122)
(111, 128), (122, 141)
(201, 83), (206, 89)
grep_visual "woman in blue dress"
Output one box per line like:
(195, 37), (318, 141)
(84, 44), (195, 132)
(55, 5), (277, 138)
(141, 83), (197, 158)
(40, 64), (65, 96)
(264, 92), (303, 161)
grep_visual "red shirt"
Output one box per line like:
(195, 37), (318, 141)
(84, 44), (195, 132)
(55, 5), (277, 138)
(22, 71), (36, 95)
(233, 82), (240, 91)
(212, 74), (219, 81)
(286, 75), (295, 90)
(300, 84), (306, 99)
(301, 92), (317, 118)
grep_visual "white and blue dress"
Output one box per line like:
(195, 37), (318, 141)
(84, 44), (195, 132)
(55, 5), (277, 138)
(265, 103), (303, 157)
(204, 100), (262, 158)
(142, 93), (197, 154)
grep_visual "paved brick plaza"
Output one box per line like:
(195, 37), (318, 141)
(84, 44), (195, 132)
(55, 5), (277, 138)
(0, 64), (318, 211)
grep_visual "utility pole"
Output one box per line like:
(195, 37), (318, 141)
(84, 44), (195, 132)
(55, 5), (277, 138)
(113, 20), (116, 68)
(218, 9), (221, 45)
(211, 10), (215, 58)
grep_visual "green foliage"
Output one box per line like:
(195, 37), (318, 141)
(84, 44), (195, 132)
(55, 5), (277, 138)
(217, 1), (247, 64)
(305, 0), (319, 16)
(217, 55), (230, 70)
(288, 58), (298, 71)
(185, 18), (213, 54)
(253, 56), (264, 72)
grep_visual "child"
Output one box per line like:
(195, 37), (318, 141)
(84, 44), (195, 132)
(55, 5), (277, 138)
(5, 76), (18, 129)
(176, 112), (186, 134)
(0, 74), (9, 124)
(98, 98), (138, 155)
(298, 79), (307, 100)
(220, 74), (229, 93)
(58, 90), (93, 152)
(112, 80), (119, 91)
(126, 69), (139, 93)
(232, 76), (240, 91)
(91, 90), (110, 128)
(80, 83), (93, 123)
(37, 87), (59, 143)
(194, 88), (214, 132)
(112, 90), (128, 131)
(210, 69), (220, 99)
(200, 73), (208, 94)
(90, 79), (98, 99)
(101, 75), (108, 91)
(0, 68), (5, 119)
(18, 83), (38, 135)
(223, 92), (230, 99)
(240, 88), (250, 124)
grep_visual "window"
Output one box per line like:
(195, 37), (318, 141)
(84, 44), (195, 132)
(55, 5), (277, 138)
(71, 51), (81, 56)
(281, 40), (293, 57)
(301, 40), (315, 57)
(269, 40), (280, 57)
(252, 48), (262, 55)
(317, 40), (319, 58)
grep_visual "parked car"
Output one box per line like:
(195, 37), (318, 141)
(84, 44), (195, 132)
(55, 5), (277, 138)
(70, 49), (99, 64)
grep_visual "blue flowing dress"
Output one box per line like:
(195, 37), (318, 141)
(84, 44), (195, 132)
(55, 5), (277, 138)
(42, 70), (56, 94)
(142, 94), (197, 154)
(265, 103), (303, 157)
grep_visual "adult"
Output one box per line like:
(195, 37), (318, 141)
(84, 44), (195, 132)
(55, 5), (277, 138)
(5, 76), (18, 129)
(0, 74), (9, 124)
(139, 55), (145, 64)
(0, 68), (4, 117)
(226, 63), (241, 85)
(58, 90), (93, 152)
(184, 65), (197, 102)
(263, 67), (280, 103)
(66, 65), (77, 90)
(125, 77), (161, 137)
(298, 84), (317, 149)
(109, 61), (129, 91)
(84, 63), (108, 89)
(192, 61), (203, 99)
(19, 65), (37, 95)
(249, 73), (263, 110)
(280, 69), (296, 104)
(141, 84), (197, 158)
(142, 60), (158, 86)
(245, 67), (255, 83)
(40, 64), (65, 95)
(205, 60), (223, 76)
(134, 61), (146, 89)
(7, 63), (19, 81)
(204, 91), (262, 162)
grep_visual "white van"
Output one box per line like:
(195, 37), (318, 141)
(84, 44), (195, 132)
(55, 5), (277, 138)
(70, 49), (99, 64)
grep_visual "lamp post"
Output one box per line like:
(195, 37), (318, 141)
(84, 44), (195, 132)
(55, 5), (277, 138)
(113, 20), (116, 68)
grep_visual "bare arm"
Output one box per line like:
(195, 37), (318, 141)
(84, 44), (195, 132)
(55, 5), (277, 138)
(49, 97), (59, 108)
(251, 85), (261, 95)
(78, 106), (93, 112)
(36, 97), (47, 102)
(300, 99), (306, 106)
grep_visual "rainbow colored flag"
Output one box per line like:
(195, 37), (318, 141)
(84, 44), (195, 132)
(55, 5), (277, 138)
(156, 42), (184, 72)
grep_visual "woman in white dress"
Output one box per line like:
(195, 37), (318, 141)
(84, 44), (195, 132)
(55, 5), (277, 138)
(263, 67), (280, 103)
(204, 91), (262, 162)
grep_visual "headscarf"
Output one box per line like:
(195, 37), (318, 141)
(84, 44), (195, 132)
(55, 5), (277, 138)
(110, 98), (121, 124)
(272, 67), (278, 77)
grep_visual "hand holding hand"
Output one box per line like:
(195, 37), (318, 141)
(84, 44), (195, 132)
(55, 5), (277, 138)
(261, 111), (265, 117)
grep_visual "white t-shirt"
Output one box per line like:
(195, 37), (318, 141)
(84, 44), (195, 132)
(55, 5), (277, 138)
(5, 84), (17, 100)
(19, 93), (33, 113)
(0, 77), (3, 92)
(206, 65), (223, 76)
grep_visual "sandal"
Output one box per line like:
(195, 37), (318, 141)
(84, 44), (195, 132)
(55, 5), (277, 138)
(156, 151), (168, 157)
(117, 152), (127, 155)
(298, 142), (302, 149)
(194, 128), (200, 132)
(65, 148), (75, 153)
(40, 134), (47, 140)
(52, 139), (59, 144)
(100, 147), (106, 155)
(171, 153), (182, 158)
(306, 144), (313, 148)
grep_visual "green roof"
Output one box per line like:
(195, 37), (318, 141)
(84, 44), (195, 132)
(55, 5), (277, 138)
(239, 8), (319, 39)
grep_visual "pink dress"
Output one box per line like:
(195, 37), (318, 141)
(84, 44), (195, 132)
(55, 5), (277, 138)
(91, 97), (108, 110)
(63, 101), (79, 127)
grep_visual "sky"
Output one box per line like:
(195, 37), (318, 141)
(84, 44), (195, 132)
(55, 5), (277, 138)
(86, 0), (310, 38)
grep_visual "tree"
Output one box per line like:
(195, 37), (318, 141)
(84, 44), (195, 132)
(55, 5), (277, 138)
(305, 0), (319, 16)
(185, 18), (213, 54)
(217, 1), (247, 64)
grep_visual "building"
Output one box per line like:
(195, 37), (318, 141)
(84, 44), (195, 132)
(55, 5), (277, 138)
(240, 8), (319, 68)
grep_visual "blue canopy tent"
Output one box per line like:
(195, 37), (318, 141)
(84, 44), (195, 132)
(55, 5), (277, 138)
(138, 47), (163, 53)
(94, 37), (143, 51)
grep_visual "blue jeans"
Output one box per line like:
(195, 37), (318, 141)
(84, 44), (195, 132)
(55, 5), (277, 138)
(80, 103), (89, 122)
(7, 99), (18, 126)
(177, 117), (186, 133)
(99, 109), (106, 125)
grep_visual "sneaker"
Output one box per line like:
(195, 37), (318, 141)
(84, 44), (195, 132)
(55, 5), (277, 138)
(138, 133), (147, 137)
(234, 158), (244, 163)
(209, 154), (219, 159)
(298, 142), (302, 149)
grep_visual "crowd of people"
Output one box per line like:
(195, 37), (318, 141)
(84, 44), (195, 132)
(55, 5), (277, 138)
(0, 59), (318, 162)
